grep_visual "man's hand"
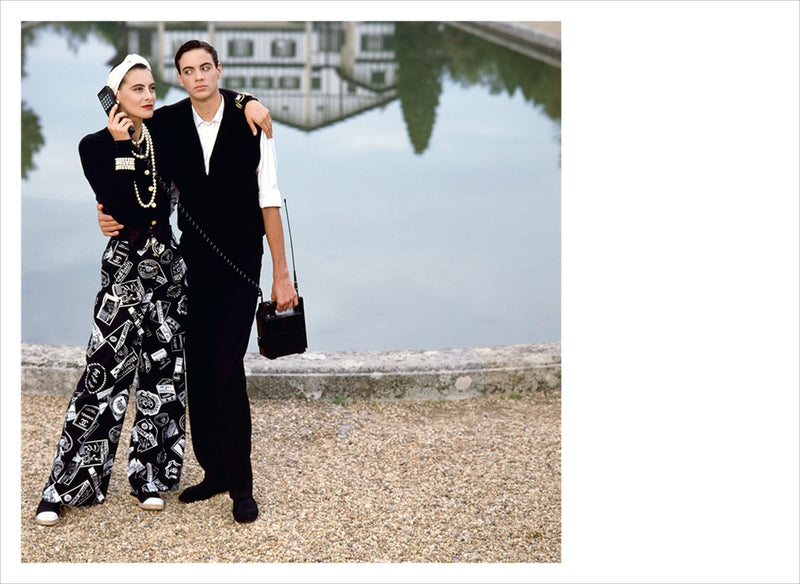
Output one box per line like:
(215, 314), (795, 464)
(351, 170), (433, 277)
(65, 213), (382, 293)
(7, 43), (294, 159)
(263, 207), (297, 312)
(97, 203), (124, 237)
(244, 100), (273, 138)
(272, 276), (298, 314)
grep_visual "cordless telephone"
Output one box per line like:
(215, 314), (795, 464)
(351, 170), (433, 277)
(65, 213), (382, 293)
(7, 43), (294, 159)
(97, 85), (134, 136)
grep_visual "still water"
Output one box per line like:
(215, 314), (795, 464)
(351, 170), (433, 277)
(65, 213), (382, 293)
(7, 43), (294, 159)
(21, 22), (561, 353)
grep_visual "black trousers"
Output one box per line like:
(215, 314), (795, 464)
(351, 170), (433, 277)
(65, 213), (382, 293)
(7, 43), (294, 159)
(182, 244), (261, 500)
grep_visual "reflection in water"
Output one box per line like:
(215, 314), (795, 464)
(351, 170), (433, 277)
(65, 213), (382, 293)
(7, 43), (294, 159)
(21, 21), (560, 171)
(21, 22), (119, 178)
(444, 27), (561, 122)
(395, 22), (447, 154)
(20, 102), (43, 180)
(20, 21), (561, 351)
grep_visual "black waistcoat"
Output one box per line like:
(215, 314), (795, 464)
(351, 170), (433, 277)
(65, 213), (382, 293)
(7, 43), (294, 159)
(158, 95), (264, 256)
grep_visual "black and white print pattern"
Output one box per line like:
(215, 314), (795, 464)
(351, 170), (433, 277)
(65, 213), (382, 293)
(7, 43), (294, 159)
(41, 235), (188, 506)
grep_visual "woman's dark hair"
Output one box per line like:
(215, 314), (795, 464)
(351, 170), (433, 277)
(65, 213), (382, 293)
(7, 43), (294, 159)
(174, 40), (219, 71)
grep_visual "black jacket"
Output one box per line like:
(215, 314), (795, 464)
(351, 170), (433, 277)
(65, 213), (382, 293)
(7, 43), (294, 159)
(78, 128), (172, 231)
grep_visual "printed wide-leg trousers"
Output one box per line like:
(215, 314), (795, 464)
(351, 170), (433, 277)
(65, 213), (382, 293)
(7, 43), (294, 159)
(41, 235), (188, 506)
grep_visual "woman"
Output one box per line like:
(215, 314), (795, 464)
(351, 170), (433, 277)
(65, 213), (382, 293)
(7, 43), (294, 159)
(35, 55), (187, 525)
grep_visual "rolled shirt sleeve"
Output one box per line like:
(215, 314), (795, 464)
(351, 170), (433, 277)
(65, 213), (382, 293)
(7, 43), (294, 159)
(257, 134), (282, 208)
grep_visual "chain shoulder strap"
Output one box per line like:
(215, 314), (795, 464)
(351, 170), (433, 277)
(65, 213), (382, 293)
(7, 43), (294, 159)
(176, 202), (265, 300)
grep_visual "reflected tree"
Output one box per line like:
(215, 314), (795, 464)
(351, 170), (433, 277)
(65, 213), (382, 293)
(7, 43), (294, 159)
(20, 20), (562, 173)
(442, 26), (561, 122)
(394, 22), (447, 155)
(21, 102), (44, 180)
(394, 22), (560, 156)
(21, 23), (45, 180)
(21, 22), (108, 181)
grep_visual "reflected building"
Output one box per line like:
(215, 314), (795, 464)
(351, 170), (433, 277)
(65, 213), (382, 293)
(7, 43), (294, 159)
(126, 22), (398, 131)
(21, 20), (561, 351)
(21, 20), (559, 179)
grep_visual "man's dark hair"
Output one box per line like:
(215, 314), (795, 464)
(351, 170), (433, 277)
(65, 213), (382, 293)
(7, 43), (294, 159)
(174, 40), (219, 72)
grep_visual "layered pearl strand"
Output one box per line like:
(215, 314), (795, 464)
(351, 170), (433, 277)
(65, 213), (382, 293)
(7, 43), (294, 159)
(130, 123), (158, 209)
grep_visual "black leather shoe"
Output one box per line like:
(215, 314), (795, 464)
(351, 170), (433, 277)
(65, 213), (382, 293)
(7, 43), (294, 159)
(232, 496), (258, 523)
(178, 480), (227, 503)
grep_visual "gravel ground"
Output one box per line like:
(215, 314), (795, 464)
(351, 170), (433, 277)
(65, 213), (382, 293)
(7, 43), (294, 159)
(20, 392), (560, 564)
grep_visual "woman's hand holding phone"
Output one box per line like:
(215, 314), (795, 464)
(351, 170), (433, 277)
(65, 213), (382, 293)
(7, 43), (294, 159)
(107, 103), (134, 141)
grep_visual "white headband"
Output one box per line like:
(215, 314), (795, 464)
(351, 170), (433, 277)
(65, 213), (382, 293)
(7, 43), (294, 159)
(106, 54), (151, 93)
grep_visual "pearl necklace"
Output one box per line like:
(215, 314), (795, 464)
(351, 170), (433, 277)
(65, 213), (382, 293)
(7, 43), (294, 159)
(131, 123), (157, 209)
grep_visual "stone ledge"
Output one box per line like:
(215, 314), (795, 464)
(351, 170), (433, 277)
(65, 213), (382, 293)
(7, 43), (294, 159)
(20, 341), (561, 401)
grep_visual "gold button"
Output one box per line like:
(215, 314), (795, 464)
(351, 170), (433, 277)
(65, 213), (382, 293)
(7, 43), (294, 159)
(148, 186), (154, 192)
(144, 170), (150, 175)
(151, 220), (157, 226)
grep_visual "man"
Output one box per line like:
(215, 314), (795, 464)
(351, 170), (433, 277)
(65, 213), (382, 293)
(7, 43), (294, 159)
(99, 40), (298, 523)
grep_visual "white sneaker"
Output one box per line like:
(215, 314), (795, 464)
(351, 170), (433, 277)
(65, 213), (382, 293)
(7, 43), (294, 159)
(137, 496), (165, 511)
(35, 511), (60, 526)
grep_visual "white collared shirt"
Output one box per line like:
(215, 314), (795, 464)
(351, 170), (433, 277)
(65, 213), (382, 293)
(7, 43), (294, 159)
(191, 94), (282, 208)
